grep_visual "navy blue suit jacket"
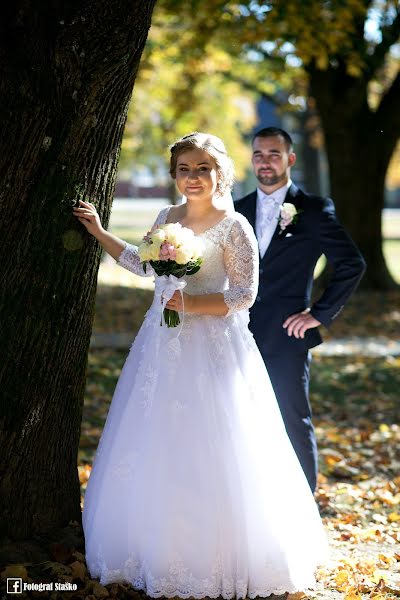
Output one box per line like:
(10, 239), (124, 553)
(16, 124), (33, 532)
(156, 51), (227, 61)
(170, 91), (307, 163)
(235, 184), (366, 355)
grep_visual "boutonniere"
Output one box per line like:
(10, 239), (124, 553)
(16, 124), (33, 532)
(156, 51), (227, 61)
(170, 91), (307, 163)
(278, 203), (302, 235)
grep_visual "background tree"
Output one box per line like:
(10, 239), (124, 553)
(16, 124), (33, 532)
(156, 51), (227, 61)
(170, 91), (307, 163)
(160, 0), (400, 289)
(119, 7), (257, 202)
(0, 0), (156, 549)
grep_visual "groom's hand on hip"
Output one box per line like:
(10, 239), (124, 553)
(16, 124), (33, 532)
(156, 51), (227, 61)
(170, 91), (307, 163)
(283, 308), (321, 339)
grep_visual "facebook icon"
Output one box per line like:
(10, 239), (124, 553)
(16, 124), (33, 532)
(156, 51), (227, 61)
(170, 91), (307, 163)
(6, 578), (22, 594)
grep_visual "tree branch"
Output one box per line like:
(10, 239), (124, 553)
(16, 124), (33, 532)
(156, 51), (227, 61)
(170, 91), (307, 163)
(366, 8), (400, 77)
(248, 46), (287, 66)
(220, 71), (286, 105)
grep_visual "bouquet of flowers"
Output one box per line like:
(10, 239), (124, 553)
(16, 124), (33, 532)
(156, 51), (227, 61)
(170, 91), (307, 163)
(138, 222), (204, 327)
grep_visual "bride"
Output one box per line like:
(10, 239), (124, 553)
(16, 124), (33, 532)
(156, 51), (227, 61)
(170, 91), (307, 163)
(74, 132), (328, 598)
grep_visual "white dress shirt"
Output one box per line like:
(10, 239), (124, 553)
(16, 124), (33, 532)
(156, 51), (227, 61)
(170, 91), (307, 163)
(256, 179), (292, 258)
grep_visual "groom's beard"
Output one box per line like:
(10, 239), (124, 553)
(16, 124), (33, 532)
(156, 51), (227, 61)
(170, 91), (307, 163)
(256, 169), (286, 187)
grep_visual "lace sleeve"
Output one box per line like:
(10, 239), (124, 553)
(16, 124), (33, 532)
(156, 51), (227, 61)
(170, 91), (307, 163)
(116, 242), (153, 277)
(223, 216), (259, 316)
(115, 206), (170, 277)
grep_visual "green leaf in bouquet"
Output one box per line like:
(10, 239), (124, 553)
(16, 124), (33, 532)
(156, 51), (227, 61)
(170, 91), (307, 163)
(163, 308), (180, 327)
(149, 257), (202, 279)
(186, 264), (201, 275)
(150, 260), (173, 276)
(186, 258), (202, 276)
(172, 266), (188, 278)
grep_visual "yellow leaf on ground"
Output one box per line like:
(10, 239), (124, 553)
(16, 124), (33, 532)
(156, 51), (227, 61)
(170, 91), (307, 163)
(378, 553), (395, 566)
(388, 512), (400, 522)
(335, 570), (350, 585)
(69, 560), (87, 580)
(0, 565), (28, 580)
(92, 581), (110, 598)
(370, 572), (388, 585)
(344, 590), (362, 600)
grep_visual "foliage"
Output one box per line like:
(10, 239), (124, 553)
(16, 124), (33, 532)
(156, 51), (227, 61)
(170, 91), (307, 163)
(122, 0), (400, 204)
(157, 1), (400, 105)
(120, 5), (257, 183)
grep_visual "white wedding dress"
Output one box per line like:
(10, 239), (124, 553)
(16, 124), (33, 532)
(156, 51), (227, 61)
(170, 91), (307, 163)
(83, 207), (328, 598)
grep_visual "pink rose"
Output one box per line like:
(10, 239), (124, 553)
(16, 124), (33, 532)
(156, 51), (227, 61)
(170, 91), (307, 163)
(159, 242), (176, 261)
(279, 214), (292, 230)
(167, 245), (177, 261)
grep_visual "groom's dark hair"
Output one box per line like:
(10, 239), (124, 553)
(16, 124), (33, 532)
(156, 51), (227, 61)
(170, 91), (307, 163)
(252, 127), (294, 152)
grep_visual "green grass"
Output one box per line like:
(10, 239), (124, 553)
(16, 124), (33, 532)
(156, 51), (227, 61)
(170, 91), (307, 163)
(311, 354), (399, 423)
(106, 216), (400, 284)
(105, 239), (400, 283)
(107, 227), (144, 246)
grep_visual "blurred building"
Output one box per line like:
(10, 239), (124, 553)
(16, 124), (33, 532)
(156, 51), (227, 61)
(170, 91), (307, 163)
(116, 94), (399, 207)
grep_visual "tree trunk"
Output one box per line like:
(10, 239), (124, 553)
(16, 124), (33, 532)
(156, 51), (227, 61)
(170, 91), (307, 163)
(308, 65), (399, 290)
(0, 0), (156, 545)
(299, 107), (323, 195)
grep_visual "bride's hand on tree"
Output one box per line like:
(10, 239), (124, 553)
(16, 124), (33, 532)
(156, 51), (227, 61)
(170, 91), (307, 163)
(73, 200), (104, 237)
(72, 200), (128, 261)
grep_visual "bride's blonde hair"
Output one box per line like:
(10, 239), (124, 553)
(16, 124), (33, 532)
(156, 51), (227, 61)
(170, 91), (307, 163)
(169, 132), (234, 197)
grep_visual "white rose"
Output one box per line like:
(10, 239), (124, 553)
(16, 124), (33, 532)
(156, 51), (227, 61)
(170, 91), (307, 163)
(138, 243), (151, 262)
(175, 246), (193, 264)
(281, 203), (297, 218)
(179, 228), (198, 251)
(151, 228), (166, 245)
(149, 242), (162, 261)
(165, 233), (178, 248)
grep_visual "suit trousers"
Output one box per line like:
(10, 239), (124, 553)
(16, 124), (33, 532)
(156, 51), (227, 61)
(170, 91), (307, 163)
(263, 351), (318, 493)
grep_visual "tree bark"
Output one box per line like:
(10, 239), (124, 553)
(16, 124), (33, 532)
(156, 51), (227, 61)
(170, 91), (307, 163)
(298, 108), (323, 195)
(0, 0), (156, 544)
(308, 65), (399, 289)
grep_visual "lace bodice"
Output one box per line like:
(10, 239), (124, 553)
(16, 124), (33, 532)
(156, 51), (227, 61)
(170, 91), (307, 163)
(116, 206), (259, 316)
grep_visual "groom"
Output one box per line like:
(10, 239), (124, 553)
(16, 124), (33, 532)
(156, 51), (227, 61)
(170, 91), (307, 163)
(235, 127), (366, 493)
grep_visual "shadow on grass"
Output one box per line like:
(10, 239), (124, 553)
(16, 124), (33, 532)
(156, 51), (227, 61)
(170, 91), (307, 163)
(93, 284), (153, 335)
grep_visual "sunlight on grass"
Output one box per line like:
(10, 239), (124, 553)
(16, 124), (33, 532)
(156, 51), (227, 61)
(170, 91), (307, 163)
(384, 240), (400, 283)
(99, 202), (400, 288)
(313, 241), (400, 283)
(382, 210), (400, 239)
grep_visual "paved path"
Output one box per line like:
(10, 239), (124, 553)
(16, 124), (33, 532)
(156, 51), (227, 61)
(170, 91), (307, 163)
(313, 336), (400, 357)
(90, 333), (400, 356)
